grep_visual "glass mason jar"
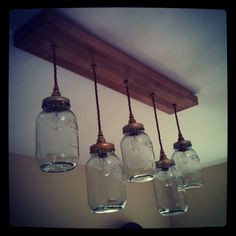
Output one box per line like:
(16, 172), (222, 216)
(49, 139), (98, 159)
(36, 95), (79, 172)
(86, 141), (127, 213)
(120, 122), (156, 183)
(171, 140), (203, 190)
(153, 160), (188, 216)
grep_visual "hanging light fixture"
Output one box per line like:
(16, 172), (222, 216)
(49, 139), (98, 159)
(171, 104), (203, 189)
(85, 64), (127, 214)
(150, 93), (188, 216)
(120, 80), (156, 183)
(35, 44), (79, 172)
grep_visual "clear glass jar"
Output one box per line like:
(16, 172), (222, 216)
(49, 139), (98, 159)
(172, 141), (203, 190)
(86, 149), (127, 213)
(153, 164), (188, 216)
(120, 127), (156, 183)
(36, 95), (79, 172)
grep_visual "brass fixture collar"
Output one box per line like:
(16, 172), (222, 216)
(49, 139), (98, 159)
(90, 135), (115, 156)
(42, 94), (70, 112)
(122, 118), (144, 134)
(156, 151), (175, 170)
(173, 139), (192, 151)
(122, 122), (144, 134)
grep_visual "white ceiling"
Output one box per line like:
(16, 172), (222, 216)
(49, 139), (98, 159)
(9, 8), (227, 168)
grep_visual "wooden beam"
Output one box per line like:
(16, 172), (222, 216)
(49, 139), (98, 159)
(14, 10), (198, 114)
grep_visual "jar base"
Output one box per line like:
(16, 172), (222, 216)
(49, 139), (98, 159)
(159, 208), (188, 216)
(40, 161), (77, 173)
(91, 204), (125, 214)
(129, 174), (154, 183)
(184, 183), (203, 190)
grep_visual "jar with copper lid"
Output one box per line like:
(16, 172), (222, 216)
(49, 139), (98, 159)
(36, 94), (79, 172)
(120, 118), (156, 183)
(35, 44), (79, 173)
(86, 136), (127, 213)
(171, 139), (203, 189)
(153, 153), (188, 216)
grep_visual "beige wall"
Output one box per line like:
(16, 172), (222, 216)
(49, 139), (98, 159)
(170, 163), (227, 228)
(9, 153), (227, 228)
(9, 153), (170, 228)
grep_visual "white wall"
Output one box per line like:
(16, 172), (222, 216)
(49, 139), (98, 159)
(9, 36), (227, 168)
(9, 153), (171, 228)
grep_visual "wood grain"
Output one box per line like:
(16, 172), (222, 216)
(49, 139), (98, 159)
(14, 10), (198, 114)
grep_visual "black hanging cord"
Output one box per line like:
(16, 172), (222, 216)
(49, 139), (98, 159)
(172, 104), (184, 140)
(150, 93), (164, 153)
(124, 80), (134, 120)
(51, 44), (60, 95)
(91, 64), (103, 137)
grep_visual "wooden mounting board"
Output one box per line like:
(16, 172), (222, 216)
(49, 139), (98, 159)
(14, 10), (198, 114)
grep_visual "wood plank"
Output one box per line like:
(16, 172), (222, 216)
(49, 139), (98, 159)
(14, 10), (198, 114)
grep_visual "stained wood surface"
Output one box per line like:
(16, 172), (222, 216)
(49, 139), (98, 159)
(14, 10), (198, 114)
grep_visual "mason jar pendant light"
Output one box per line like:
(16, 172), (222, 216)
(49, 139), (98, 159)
(85, 64), (127, 214)
(120, 80), (155, 183)
(171, 104), (204, 190)
(35, 44), (79, 173)
(150, 93), (188, 216)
